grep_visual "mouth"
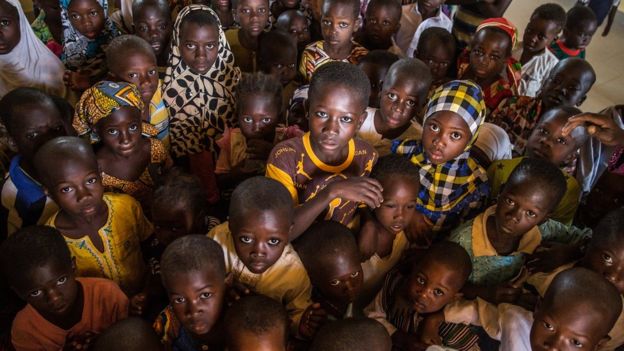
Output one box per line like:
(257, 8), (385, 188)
(83, 30), (98, 39)
(150, 41), (162, 51)
(51, 302), (69, 313)
(385, 114), (404, 127)
(188, 320), (210, 335)
(529, 147), (547, 160)
(248, 260), (268, 273)
(318, 137), (340, 150)
(544, 93), (562, 106)
(118, 144), (137, 154)
(413, 298), (427, 312)
(427, 148), (444, 163)
(81, 204), (99, 217)
(193, 62), (210, 73)
(388, 223), (404, 233)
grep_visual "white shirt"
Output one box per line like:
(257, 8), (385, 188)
(356, 107), (423, 156)
(513, 46), (559, 97)
(395, 3), (453, 57)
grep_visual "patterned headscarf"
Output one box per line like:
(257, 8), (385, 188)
(163, 5), (240, 158)
(392, 80), (489, 232)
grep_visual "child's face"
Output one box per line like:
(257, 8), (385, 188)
(540, 64), (591, 109)
(380, 74), (424, 129)
(10, 104), (67, 163)
(0, 0), (20, 54)
(229, 327), (286, 351)
(416, 41), (453, 82)
(166, 269), (225, 337)
(235, 0), (269, 37)
(563, 20), (597, 50)
(494, 180), (552, 239)
(35, 0), (62, 21)
(582, 240), (624, 295)
(359, 61), (387, 108)
(308, 84), (367, 161)
(238, 92), (280, 141)
(133, 5), (173, 58)
(363, 5), (400, 47)
(468, 29), (510, 82)
(422, 111), (471, 165)
(152, 203), (196, 247)
(315, 252), (363, 304)
(286, 15), (311, 47)
(321, 2), (360, 48)
(211, 0), (230, 10)
(416, 0), (443, 14)
(95, 106), (143, 157)
(404, 259), (462, 314)
(525, 111), (580, 167)
(111, 51), (159, 104)
(278, 0), (298, 9)
(266, 46), (297, 86)
(523, 17), (560, 54)
(67, 0), (105, 39)
(179, 22), (219, 75)
(230, 209), (292, 274)
(374, 175), (419, 235)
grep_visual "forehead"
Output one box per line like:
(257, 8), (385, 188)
(322, 1), (356, 16)
(19, 260), (71, 290)
(427, 111), (471, 132)
(528, 16), (559, 30)
(552, 63), (592, 83)
(135, 3), (168, 19)
(239, 0), (268, 7)
(570, 19), (597, 32)
(180, 21), (218, 39)
(43, 153), (98, 182)
(416, 259), (462, 288)
(0, 0), (17, 16)
(472, 28), (510, 48)
(539, 109), (570, 127)
(538, 301), (606, 336)
(380, 175), (419, 195)
(166, 268), (224, 290)
(385, 72), (424, 92)
(13, 103), (62, 126)
(68, 0), (101, 10)
(368, 3), (399, 17)
(234, 208), (292, 233)
(310, 84), (366, 111)
(319, 251), (360, 275)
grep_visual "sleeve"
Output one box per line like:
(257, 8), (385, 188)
(102, 280), (130, 320)
(283, 262), (313, 332)
(215, 127), (233, 174)
(538, 219), (591, 245)
(11, 313), (45, 351)
(129, 196), (154, 242)
(265, 142), (299, 203)
(391, 138), (419, 156)
(488, 97), (511, 127)
(364, 289), (397, 335)
(299, 48), (311, 82)
(443, 298), (502, 341)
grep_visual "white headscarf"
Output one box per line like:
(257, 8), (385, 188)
(474, 122), (513, 163)
(0, 0), (66, 98)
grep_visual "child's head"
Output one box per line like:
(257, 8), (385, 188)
(495, 158), (566, 239)
(0, 88), (67, 168)
(236, 72), (282, 141)
(298, 221), (363, 305)
(404, 241), (472, 314)
(363, 0), (401, 50)
(0, 0), (20, 55)
(371, 154), (420, 234)
(228, 177), (294, 274)
(562, 5), (598, 51)
(275, 10), (311, 51)
(160, 235), (226, 337)
(357, 50), (399, 108)
(414, 27), (456, 83)
(523, 3), (565, 55)
(107, 35), (159, 104)
(0, 226), (78, 320)
(416, 0), (443, 15)
(178, 8), (220, 75)
(310, 318), (391, 351)
(65, 0), (105, 39)
(34, 136), (106, 220)
(531, 267), (622, 351)
(132, 0), (172, 59)
(34, 0), (62, 22)
(469, 18), (516, 82)
(258, 30), (298, 86)
(421, 80), (485, 164)
(224, 295), (288, 351)
(232, 0), (269, 38)
(92, 317), (162, 351)
(152, 169), (209, 246)
(540, 57), (596, 109)
(307, 62), (370, 160)
(320, 0), (361, 48)
(379, 58), (432, 127)
(525, 106), (588, 167)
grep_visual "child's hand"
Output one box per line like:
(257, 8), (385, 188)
(63, 331), (96, 350)
(246, 139), (274, 161)
(494, 283), (522, 304)
(225, 273), (252, 306)
(562, 112), (624, 147)
(130, 292), (148, 316)
(298, 303), (327, 339)
(526, 242), (581, 274)
(326, 177), (384, 209)
(406, 211), (434, 248)
(418, 311), (444, 346)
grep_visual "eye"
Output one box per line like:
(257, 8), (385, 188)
(26, 132), (38, 139)
(241, 8), (251, 14)
(416, 276), (425, 285)
(315, 111), (328, 118)
(89, 10), (98, 16)
(603, 253), (613, 265)
(386, 92), (397, 101)
(57, 276), (68, 285)
(86, 177), (98, 185)
(489, 54), (500, 61)
(543, 321), (554, 331)
(61, 186), (73, 193)
(185, 43), (196, 49)
(526, 210), (537, 218)
(450, 132), (462, 141)
(261, 117), (273, 124)
(538, 127), (548, 135)
(129, 124), (139, 131)
(107, 128), (119, 135)
(340, 116), (353, 123)
(556, 137), (567, 145)
(29, 289), (43, 297)
(242, 116), (253, 123)
(148, 69), (157, 75)
(322, 19), (331, 26)
(128, 73), (138, 79)
(200, 292), (213, 299)
(70, 13), (79, 19)
(0, 19), (10, 27)
(504, 197), (514, 206)
(206, 43), (216, 50)
(330, 279), (340, 286)
(572, 339), (583, 348)
(433, 288), (444, 296)
(350, 271), (359, 278)
(258, 7), (267, 13)
(338, 22), (348, 28)
(173, 296), (185, 304)
(159, 23), (168, 30)
(274, 63), (284, 69)
(406, 99), (416, 107)
(428, 122), (440, 132)
(268, 238), (281, 246)
(382, 20), (390, 26)
(138, 24), (148, 32)
(239, 236), (253, 244)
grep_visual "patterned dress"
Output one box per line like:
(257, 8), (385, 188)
(299, 40), (369, 82)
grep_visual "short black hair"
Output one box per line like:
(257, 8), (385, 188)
(0, 226), (72, 289)
(93, 317), (161, 351)
(566, 5), (597, 29)
(550, 57), (596, 90)
(181, 8), (220, 31)
(370, 154), (420, 184)
(153, 168), (208, 220)
(384, 58), (432, 105)
(590, 207), (624, 249)
(0, 88), (60, 134)
(322, 0), (360, 19)
(539, 106), (589, 148)
(160, 235), (226, 288)
(275, 9), (307, 30)
(228, 176), (294, 224)
(531, 3), (566, 30)
(415, 241), (472, 286)
(132, 0), (171, 19)
(106, 35), (157, 73)
(309, 62), (370, 112)
(258, 29), (297, 73)
(236, 72), (283, 115)
(33, 136), (98, 187)
(310, 318), (392, 351)
(358, 50), (400, 70)
(416, 27), (456, 57)
(224, 295), (288, 342)
(504, 157), (567, 211)
(365, 0), (400, 19)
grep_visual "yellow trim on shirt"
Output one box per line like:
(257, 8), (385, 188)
(302, 132), (355, 174)
(266, 163), (299, 204)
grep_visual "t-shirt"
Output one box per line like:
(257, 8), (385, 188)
(225, 28), (257, 73)
(357, 107), (423, 156)
(266, 132), (378, 226)
(11, 277), (128, 351)
(548, 39), (586, 60)
(513, 46), (559, 98)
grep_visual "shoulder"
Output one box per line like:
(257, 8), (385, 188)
(80, 277), (128, 303)
(104, 193), (142, 212)
(269, 136), (304, 160)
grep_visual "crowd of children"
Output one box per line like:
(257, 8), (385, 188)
(0, 0), (623, 348)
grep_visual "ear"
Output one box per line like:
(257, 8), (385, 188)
(288, 222), (294, 238)
(356, 109), (367, 131)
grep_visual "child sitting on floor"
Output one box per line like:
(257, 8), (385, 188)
(226, 0), (270, 72)
(357, 50), (399, 109)
(257, 30), (300, 113)
(357, 0), (401, 53)
(310, 318), (391, 351)
(132, 0), (172, 71)
(414, 27), (456, 91)
(549, 5), (598, 60)
(1, 226), (128, 351)
(35, 136), (153, 296)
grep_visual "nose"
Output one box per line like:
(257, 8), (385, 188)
(323, 117), (339, 134)
(119, 129), (131, 145)
(604, 266), (622, 284)
(432, 135), (445, 149)
(543, 333), (564, 351)
(80, 16), (93, 28)
(47, 287), (63, 305)
(75, 184), (92, 203)
(196, 45), (207, 59)
(393, 206), (404, 220)
(508, 206), (521, 223)
(185, 299), (203, 318)
(252, 121), (262, 133)
(250, 243), (266, 258)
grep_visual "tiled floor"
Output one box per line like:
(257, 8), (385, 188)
(505, 0), (624, 112)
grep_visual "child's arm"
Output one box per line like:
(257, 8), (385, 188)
(526, 221), (591, 273)
(364, 287), (398, 335)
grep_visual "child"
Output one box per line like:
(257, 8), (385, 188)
(73, 81), (172, 210)
(60, 0), (119, 92)
(358, 58), (431, 156)
(297, 221), (364, 320)
(207, 177), (314, 336)
(270, 0), (299, 24)
(514, 4), (566, 97)
(225, 0), (270, 72)
(275, 9), (312, 54)
(395, 0), (452, 58)
(365, 241), (477, 350)
(224, 295), (289, 351)
(154, 235), (227, 350)
(490, 57), (596, 155)
(31, 0), (64, 57)
(414, 27), (456, 90)
(93, 317), (162, 351)
(449, 158), (590, 303)
(310, 318), (392, 351)
(257, 30), (299, 114)
(0, 0), (66, 97)
(358, 0), (401, 53)
(1, 226), (129, 351)
(132, 0), (173, 71)
(266, 62), (382, 238)
(549, 5), (598, 60)
(107, 35), (171, 148)
(357, 50), (399, 109)
(392, 80), (489, 234)
(0, 88), (68, 235)
(299, 0), (368, 82)
(457, 17), (521, 113)
(211, 0), (234, 30)
(34, 136), (153, 296)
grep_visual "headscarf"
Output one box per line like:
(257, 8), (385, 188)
(475, 17), (521, 89)
(163, 5), (240, 158)
(0, 0), (66, 98)
(73, 81), (155, 142)
(60, 0), (119, 70)
(392, 80), (489, 232)
(473, 122), (513, 163)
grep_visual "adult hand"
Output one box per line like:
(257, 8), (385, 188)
(562, 112), (624, 147)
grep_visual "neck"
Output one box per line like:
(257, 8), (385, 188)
(310, 138), (349, 165)
(239, 29), (258, 50)
(324, 40), (353, 59)
(485, 216), (520, 255)
(374, 111), (410, 139)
